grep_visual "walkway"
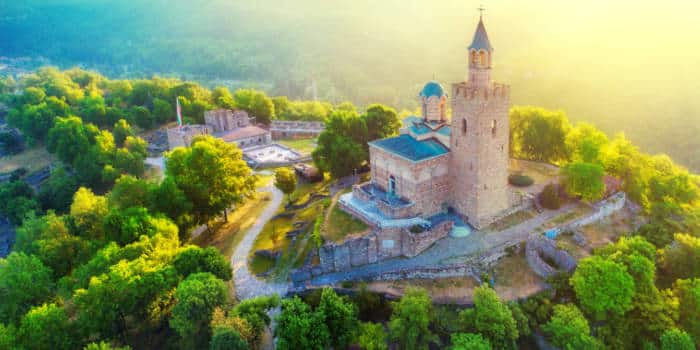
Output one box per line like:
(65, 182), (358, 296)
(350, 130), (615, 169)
(309, 202), (579, 285)
(231, 186), (290, 300)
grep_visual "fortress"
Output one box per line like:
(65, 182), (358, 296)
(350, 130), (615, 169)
(326, 16), (514, 271)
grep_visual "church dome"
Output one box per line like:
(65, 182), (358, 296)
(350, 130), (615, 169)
(419, 81), (446, 98)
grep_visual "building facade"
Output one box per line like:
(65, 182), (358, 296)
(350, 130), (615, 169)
(167, 108), (272, 150)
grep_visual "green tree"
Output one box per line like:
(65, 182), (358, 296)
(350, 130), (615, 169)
(562, 161), (605, 202)
(389, 288), (436, 350)
(509, 106), (570, 163)
(449, 333), (492, 350)
(274, 167), (297, 203)
(660, 329), (695, 350)
(0, 323), (16, 350)
(146, 177), (194, 239)
(0, 180), (39, 225)
(83, 341), (131, 350)
(275, 296), (329, 350)
(152, 98), (174, 125)
(460, 285), (518, 350)
(660, 234), (700, 283)
(211, 87), (235, 109)
(233, 89), (274, 125)
(48, 116), (95, 165)
(38, 167), (78, 213)
(566, 122), (609, 164)
(364, 103), (400, 141)
(210, 327), (249, 350)
(173, 246), (232, 281)
(674, 278), (700, 347)
(230, 295), (280, 347)
(358, 322), (387, 350)
(17, 303), (75, 350)
(570, 255), (635, 318)
(170, 273), (228, 346)
(542, 304), (600, 350)
(165, 135), (256, 226)
(112, 119), (134, 147)
(0, 252), (54, 323)
(69, 187), (109, 240)
(317, 288), (359, 349)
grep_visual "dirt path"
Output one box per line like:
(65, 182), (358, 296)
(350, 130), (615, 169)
(231, 186), (290, 300)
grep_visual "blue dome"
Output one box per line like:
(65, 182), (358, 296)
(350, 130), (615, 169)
(419, 81), (446, 98)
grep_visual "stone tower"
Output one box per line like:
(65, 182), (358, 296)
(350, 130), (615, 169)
(449, 15), (510, 228)
(419, 81), (448, 122)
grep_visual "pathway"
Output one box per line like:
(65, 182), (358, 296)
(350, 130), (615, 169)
(231, 185), (290, 300)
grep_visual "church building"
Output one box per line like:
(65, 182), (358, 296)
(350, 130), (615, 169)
(340, 15), (511, 233)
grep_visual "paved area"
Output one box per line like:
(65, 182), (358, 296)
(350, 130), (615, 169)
(231, 186), (290, 300)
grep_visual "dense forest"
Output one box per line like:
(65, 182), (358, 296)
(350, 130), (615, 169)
(1, 0), (699, 171)
(0, 67), (698, 349)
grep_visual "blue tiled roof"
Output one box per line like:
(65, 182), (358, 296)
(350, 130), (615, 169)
(370, 134), (449, 162)
(402, 116), (422, 126)
(419, 81), (446, 98)
(468, 18), (493, 51)
(437, 125), (452, 136)
(409, 123), (432, 136)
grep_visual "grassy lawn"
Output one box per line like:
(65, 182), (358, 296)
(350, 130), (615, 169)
(323, 205), (368, 243)
(493, 250), (546, 301)
(509, 159), (560, 185)
(277, 138), (317, 155)
(191, 191), (272, 261)
(0, 146), (55, 174)
(248, 177), (331, 276)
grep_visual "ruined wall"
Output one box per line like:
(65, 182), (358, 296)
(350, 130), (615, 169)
(566, 192), (626, 230)
(401, 221), (452, 257)
(370, 147), (451, 218)
(270, 120), (324, 139)
(166, 125), (212, 150)
(450, 82), (510, 228)
(204, 109), (250, 132)
(526, 236), (577, 278)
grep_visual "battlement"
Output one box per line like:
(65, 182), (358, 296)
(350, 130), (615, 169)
(451, 82), (510, 102)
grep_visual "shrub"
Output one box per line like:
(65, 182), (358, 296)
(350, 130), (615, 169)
(540, 183), (561, 209)
(508, 174), (534, 187)
(409, 224), (426, 234)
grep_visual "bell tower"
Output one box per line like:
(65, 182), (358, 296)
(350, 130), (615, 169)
(449, 12), (511, 228)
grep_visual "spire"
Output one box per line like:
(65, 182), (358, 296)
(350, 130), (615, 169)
(468, 16), (493, 51)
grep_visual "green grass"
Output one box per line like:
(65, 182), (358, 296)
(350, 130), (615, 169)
(323, 205), (369, 243)
(0, 145), (55, 174)
(277, 138), (318, 155)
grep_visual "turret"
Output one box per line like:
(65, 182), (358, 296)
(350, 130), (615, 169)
(467, 16), (493, 87)
(419, 81), (447, 122)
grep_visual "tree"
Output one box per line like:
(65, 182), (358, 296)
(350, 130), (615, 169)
(317, 288), (359, 349)
(562, 161), (605, 202)
(509, 106), (570, 163)
(38, 166), (78, 213)
(0, 323), (15, 350)
(146, 177), (194, 239)
(230, 295), (280, 347)
(211, 87), (235, 109)
(659, 234), (700, 282)
(570, 256), (635, 318)
(274, 167), (297, 203)
(542, 304), (600, 350)
(152, 98), (174, 125)
(70, 187), (109, 240)
(173, 246), (232, 281)
(449, 333), (492, 350)
(165, 135), (256, 226)
(388, 288), (436, 350)
(312, 109), (369, 178)
(17, 303), (76, 350)
(0, 180), (39, 225)
(566, 122), (609, 164)
(674, 279), (700, 347)
(210, 327), (249, 350)
(275, 296), (329, 350)
(47, 116), (92, 166)
(170, 273), (228, 346)
(660, 329), (695, 350)
(460, 285), (518, 350)
(0, 252), (54, 323)
(539, 183), (561, 210)
(233, 89), (274, 125)
(358, 322), (388, 350)
(112, 119), (134, 147)
(364, 103), (400, 141)
(83, 341), (131, 350)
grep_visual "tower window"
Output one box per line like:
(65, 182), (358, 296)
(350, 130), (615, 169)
(479, 51), (487, 66)
(462, 119), (467, 134)
(491, 120), (497, 136)
(471, 51), (478, 65)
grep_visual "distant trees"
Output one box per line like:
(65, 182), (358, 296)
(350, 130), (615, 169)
(233, 89), (275, 125)
(274, 167), (297, 203)
(509, 106), (570, 163)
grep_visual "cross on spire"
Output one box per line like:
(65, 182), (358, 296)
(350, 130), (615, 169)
(477, 5), (486, 18)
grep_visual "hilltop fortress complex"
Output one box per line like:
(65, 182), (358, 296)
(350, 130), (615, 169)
(325, 16), (516, 271)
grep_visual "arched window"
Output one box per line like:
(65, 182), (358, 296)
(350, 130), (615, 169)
(462, 119), (467, 134)
(479, 51), (487, 67)
(388, 176), (396, 195)
(471, 51), (478, 65)
(491, 120), (497, 136)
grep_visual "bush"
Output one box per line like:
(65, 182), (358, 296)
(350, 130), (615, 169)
(540, 184), (561, 209)
(409, 224), (426, 234)
(508, 174), (534, 187)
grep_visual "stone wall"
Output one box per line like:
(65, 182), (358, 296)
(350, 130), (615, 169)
(204, 109), (250, 132)
(270, 120), (324, 139)
(565, 192), (626, 230)
(369, 146), (451, 218)
(318, 222), (451, 274)
(526, 235), (577, 278)
(166, 125), (212, 150)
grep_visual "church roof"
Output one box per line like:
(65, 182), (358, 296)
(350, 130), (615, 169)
(369, 134), (449, 162)
(419, 81), (446, 98)
(468, 18), (493, 51)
